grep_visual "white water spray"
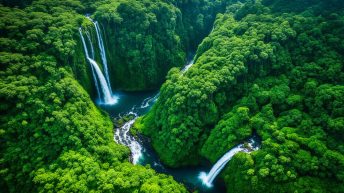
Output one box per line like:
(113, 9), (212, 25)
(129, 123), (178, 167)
(114, 112), (143, 164)
(79, 28), (101, 98)
(199, 138), (259, 187)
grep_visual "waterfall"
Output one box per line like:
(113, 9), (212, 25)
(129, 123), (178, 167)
(85, 30), (95, 59)
(86, 16), (112, 88)
(94, 21), (111, 87)
(114, 112), (143, 164)
(79, 28), (90, 58)
(79, 28), (117, 105)
(84, 30), (101, 98)
(79, 28), (101, 98)
(88, 58), (117, 104)
(199, 138), (259, 187)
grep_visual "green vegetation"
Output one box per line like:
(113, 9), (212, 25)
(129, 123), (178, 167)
(2, 0), (227, 92)
(92, 0), (185, 90)
(0, 1), (187, 192)
(140, 0), (344, 192)
(88, 0), (227, 90)
(2, 0), (344, 192)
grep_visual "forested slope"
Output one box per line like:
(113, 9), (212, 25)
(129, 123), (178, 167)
(0, 0), (228, 93)
(89, 0), (227, 90)
(1, 0), (344, 192)
(0, 1), (187, 192)
(139, 0), (344, 192)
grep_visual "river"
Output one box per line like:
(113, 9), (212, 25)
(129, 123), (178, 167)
(98, 90), (227, 193)
(81, 16), (227, 192)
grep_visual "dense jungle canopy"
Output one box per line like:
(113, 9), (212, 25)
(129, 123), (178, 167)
(0, 0), (343, 192)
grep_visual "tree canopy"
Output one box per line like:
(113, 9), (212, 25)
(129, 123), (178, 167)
(139, 0), (344, 192)
(1, 0), (344, 192)
(0, 1), (187, 192)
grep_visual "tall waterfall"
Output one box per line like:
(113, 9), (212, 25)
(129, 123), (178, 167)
(79, 27), (117, 105)
(85, 31), (95, 59)
(199, 138), (259, 187)
(84, 30), (101, 98)
(86, 16), (112, 88)
(88, 59), (117, 104)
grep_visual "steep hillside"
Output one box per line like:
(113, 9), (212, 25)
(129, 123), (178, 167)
(139, 0), (344, 192)
(0, 1), (187, 192)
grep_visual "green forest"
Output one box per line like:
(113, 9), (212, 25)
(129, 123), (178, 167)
(0, 0), (343, 193)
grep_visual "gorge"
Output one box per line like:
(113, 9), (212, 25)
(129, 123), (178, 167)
(1, 0), (343, 193)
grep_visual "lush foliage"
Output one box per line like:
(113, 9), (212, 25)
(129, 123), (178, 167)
(2, 0), (344, 192)
(86, 0), (227, 90)
(140, 0), (344, 192)
(3, 0), (227, 92)
(171, 0), (227, 50)
(0, 1), (187, 192)
(91, 0), (185, 90)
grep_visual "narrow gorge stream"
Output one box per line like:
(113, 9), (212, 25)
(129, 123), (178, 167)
(80, 16), (259, 193)
(100, 90), (226, 193)
(99, 90), (260, 192)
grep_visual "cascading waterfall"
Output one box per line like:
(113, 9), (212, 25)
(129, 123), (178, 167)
(79, 27), (117, 105)
(199, 138), (259, 187)
(79, 28), (101, 98)
(114, 112), (142, 164)
(85, 30), (95, 59)
(95, 21), (111, 87)
(88, 59), (117, 104)
(84, 30), (101, 98)
(86, 16), (112, 88)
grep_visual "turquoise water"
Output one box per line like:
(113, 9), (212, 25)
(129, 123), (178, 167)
(98, 90), (156, 116)
(99, 91), (227, 193)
